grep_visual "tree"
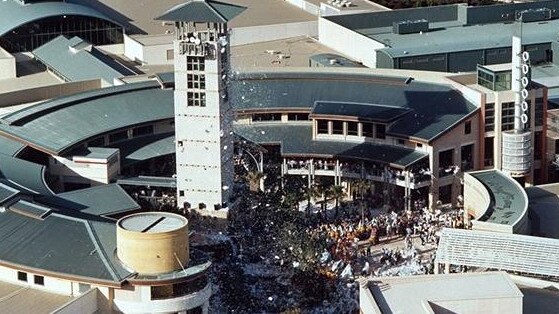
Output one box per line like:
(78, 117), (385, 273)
(329, 185), (345, 218)
(245, 170), (265, 192)
(303, 183), (321, 216)
(353, 179), (373, 223)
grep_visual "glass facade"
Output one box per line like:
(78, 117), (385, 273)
(484, 103), (494, 132)
(477, 66), (512, 91)
(0, 15), (123, 53)
(501, 102), (515, 131)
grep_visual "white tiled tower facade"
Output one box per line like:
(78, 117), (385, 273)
(173, 21), (234, 211)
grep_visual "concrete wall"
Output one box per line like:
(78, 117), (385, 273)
(319, 17), (383, 67)
(0, 46), (16, 80)
(53, 288), (105, 314)
(430, 296), (522, 314)
(0, 80), (101, 107)
(429, 112), (480, 208)
(463, 172), (491, 219)
(285, 0), (320, 15)
(0, 264), (73, 295)
(49, 153), (120, 186)
(230, 21), (318, 47)
(124, 34), (144, 64)
(114, 284), (210, 314)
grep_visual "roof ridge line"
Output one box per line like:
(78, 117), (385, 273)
(206, 1), (228, 23)
(84, 221), (121, 283)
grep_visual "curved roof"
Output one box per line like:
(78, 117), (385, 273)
(231, 71), (477, 142)
(467, 170), (529, 234)
(234, 124), (427, 168)
(0, 81), (173, 155)
(0, 0), (118, 37)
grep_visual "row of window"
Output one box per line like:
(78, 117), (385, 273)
(151, 275), (208, 300)
(316, 120), (386, 139)
(87, 124), (157, 147)
(252, 113), (310, 122)
(485, 99), (545, 133)
(18, 271), (44, 286)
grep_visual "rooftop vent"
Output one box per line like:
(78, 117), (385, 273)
(393, 19), (429, 35)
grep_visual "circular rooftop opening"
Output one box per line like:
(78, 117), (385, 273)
(118, 212), (188, 234)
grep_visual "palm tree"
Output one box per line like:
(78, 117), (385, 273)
(245, 171), (264, 192)
(304, 183), (321, 216)
(329, 185), (345, 218)
(353, 179), (373, 223)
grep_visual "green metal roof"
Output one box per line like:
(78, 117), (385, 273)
(0, 183), (19, 205)
(117, 176), (177, 189)
(0, 81), (173, 156)
(324, 1), (559, 59)
(234, 124), (427, 168)
(371, 19), (559, 59)
(311, 101), (411, 123)
(156, 0), (246, 23)
(113, 132), (175, 167)
(51, 184), (140, 217)
(0, 207), (132, 284)
(470, 170), (528, 227)
(0, 153), (53, 195)
(231, 71), (477, 142)
(33, 36), (134, 84)
(0, 135), (25, 157)
(0, 0), (118, 37)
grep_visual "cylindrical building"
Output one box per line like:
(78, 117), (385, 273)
(117, 212), (189, 274)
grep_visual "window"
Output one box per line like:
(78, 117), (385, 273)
(535, 98), (544, 127)
(287, 113), (309, 121)
(347, 122), (358, 136)
(375, 124), (386, 139)
(461, 144), (474, 171)
(166, 49), (174, 61)
(398, 139), (405, 145)
(151, 275), (208, 300)
(464, 121), (471, 134)
(34, 275), (44, 286)
(17, 271), (27, 282)
(416, 143), (423, 148)
(108, 131), (128, 143)
(78, 283), (91, 293)
(534, 131), (543, 160)
(484, 103), (494, 132)
(186, 56), (205, 71)
(132, 125), (154, 137)
(362, 123), (374, 138)
(317, 120), (329, 134)
(501, 102), (515, 131)
(187, 74), (206, 89)
(88, 137), (105, 147)
(253, 113), (281, 122)
(187, 92), (206, 107)
(332, 121), (344, 135)
(179, 190), (185, 197)
(484, 137), (494, 167)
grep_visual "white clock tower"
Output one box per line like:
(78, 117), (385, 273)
(157, 0), (245, 212)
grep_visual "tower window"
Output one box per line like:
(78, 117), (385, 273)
(187, 92), (206, 107)
(187, 74), (206, 89)
(187, 56), (205, 71)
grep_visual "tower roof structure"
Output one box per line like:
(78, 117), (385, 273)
(155, 0), (246, 23)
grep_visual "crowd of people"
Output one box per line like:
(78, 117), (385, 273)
(309, 202), (469, 280)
